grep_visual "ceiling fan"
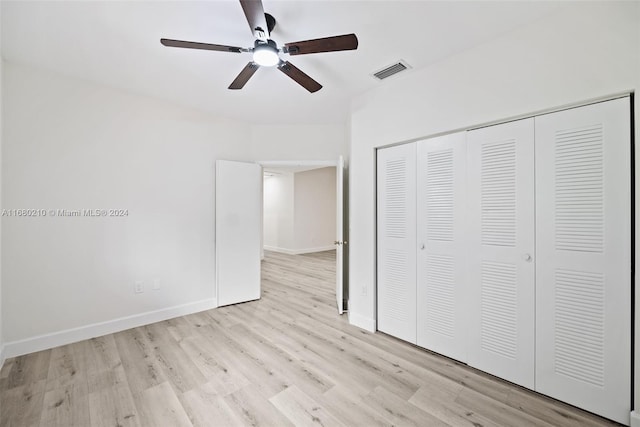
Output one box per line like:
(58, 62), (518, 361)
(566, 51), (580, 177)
(160, 0), (358, 93)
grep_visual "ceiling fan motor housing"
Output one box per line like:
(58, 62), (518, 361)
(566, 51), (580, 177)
(254, 38), (278, 51)
(265, 13), (276, 34)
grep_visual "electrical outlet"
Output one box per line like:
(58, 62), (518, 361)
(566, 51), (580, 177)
(134, 281), (144, 294)
(152, 278), (161, 290)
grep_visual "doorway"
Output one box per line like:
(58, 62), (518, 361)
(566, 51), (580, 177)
(259, 160), (348, 314)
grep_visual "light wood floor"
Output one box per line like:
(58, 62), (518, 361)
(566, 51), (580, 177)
(0, 250), (620, 426)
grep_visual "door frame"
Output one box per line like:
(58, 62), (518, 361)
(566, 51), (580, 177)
(258, 159), (348, 312)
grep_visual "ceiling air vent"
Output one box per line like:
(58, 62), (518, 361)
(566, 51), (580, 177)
(372, 60), (411, 80)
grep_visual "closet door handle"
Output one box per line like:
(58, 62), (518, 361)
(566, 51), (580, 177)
(523, 253), (532, 262)
(420, 243), (425, 250)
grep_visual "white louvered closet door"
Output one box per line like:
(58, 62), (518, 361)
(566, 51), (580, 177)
(377, 143), (417, 344)
(466, 119), (535, 389)
(535, 98), (631, 425)
(416, 132), (468, 362)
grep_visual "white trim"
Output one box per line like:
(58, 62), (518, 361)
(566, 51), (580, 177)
(631, 410), (640, 427)
(348, 310), (376, 332)
(0, 345), (5, 369)
(3, 298), (217, 359)
(257, 160), (337, 168)
(264, 245), (336, 255)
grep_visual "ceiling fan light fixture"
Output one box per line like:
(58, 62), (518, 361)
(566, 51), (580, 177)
(160, 0), (359, 92)
(253, 41), (279, 67)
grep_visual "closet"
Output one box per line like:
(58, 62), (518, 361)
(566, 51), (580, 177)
(376, 97), (631, 425)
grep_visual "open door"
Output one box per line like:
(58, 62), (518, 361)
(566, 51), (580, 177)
(216, 160), (262, 307)
(335, 156), (347, 314)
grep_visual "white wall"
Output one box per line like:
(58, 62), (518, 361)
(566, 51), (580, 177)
(263, 172), (295, 250)
(263, 167), (336, 254)
(294, 167), (336, 252)
(0, 60), (349, 357)
(250, 124), (347, 161)
(348, 1), (640, 410)
(1, 62), (252, 352)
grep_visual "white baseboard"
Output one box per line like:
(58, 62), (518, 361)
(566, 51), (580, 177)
(631, 410), (640, 427)
(3, 298), (217, 359)
(264, 245), (335, 255)
(348, 310), (376, 332)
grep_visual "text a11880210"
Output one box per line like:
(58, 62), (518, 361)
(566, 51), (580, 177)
(0, 208), (129, 217)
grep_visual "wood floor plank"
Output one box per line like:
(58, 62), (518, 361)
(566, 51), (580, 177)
(193, 322), (290, 399)
(0, 250), (621, 427)
(134, 382), (193, 427)
(0, 359), (14, 379)
(88, 365), (140, 427)
(505, 387), (620, 427)
(39, 381), (90, 426)
(225, 323), (335, 396)
(142, 322), (208, 394)
(455, 386), (557, 427)
(113, 328), (168, 397)
(85, 335), (127, 395)
(316, 385), (391, 427)
(364, 385), (449, 427)
(269, 385), (345, 427)
(0, 379), (46, 427)
(224, 385), (295, 427)
(45, 342), (89, 392)
(409, 380), (499, 427)
(180, 384), (245, 427)
(179, 336), (252, 397)
(5, 350), (51, 390)
(85, 335), (122, 378)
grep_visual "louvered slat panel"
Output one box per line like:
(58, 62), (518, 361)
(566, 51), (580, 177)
(377, 143), (417, 344)
(426, 149), (454, 241)
(481, 261), (517, 359)
(481, 140), (516, 247)
(417, 132), (467, 362)
(383, 249), (411, 322)
(385, 158), (407, 238)
(424, 254), (455, 338)
(535, 98), (630, 424)
(468, 118), (535, 389)
(554, 269), (605, 387)
(555, 125), (604, 253)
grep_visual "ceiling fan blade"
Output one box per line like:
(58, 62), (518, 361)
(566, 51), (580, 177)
(229, 62), (260, 90)
(239, 0), (269, 39)
(284, 34), (358, 56)
(161, 38), (244, 53)
(278, 61), (322, 93)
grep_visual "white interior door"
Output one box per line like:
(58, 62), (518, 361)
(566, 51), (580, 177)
(377, 143), (417, 344)
(466, 118), (535, 389)
(336, 156), (346, 314)
(416, 132), (468, 362)
(216, 160), (262, 307)
(535, 98), (631, 425)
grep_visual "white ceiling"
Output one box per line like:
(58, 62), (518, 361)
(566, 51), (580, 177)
(1, 1), (564, 125)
